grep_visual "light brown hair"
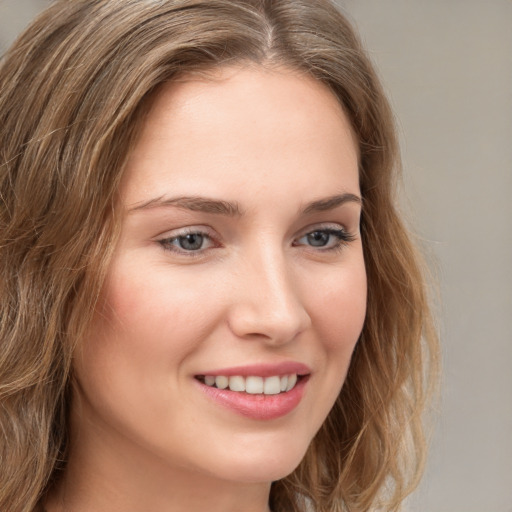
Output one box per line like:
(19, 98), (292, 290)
(0, 1), (439, 511)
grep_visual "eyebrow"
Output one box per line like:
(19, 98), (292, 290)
(301, 193), (362, 214)
(129, 195), (243, 216)
(128, 192), (362, 216)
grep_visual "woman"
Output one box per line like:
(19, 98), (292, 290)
(0, 1), (439, 511)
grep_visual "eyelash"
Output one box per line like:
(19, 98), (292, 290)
(157, 226), (356, 257)
(158, 228), (218, 256)
(293, 228), (356, 252)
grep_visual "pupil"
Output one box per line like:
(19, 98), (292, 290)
(179, 234), (203, 250)
(307, 231), (329, 247)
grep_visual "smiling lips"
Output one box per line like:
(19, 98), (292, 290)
(195, 362), (310, 420)
(198, 374), (299, 395)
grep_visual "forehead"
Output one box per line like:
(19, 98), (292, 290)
(122, 65), (360, 208)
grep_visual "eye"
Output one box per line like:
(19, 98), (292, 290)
(158, 229), (216, 255)
(294, 227), (355, 251)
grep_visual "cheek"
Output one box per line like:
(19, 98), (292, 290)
(71, 261), (226, 441)
(74, 261), (223, 412)
(98, 261), (222, 358)
(307, 254), (366, 413)
(312, 258), (367, 353)
(294, 256), (366, 442)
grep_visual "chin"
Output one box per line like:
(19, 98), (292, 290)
(213, 458), (302, 485)
(199, 431), (311, 484)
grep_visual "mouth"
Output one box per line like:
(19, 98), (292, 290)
(194, 363), (311, 420)
(195, 373), (305, 395)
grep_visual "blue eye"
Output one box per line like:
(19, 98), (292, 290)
(159, 231), (213, 254)
(175, 233), (205, 251)
(295, 228), (355, 250)
(305, 231), (332, 247)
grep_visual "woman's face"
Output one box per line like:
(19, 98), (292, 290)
(73, 66), (366, 486)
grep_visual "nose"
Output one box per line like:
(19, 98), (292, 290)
(227, 248), (312, 345)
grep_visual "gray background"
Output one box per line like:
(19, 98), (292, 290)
(1, 1), (511, 511)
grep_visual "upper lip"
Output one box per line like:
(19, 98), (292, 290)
(195, 361), (311, 378)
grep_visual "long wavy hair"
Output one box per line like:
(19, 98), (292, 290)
(0, 1), (439, 511)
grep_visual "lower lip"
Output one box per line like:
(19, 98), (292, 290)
(196, 376), (308, 420)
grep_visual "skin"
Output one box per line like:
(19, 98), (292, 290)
(47, 65), (367, 512)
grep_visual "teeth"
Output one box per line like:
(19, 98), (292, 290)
(263, 376), (281, 395)
(246, 376), (264, 394)
(202, 374), (300, 394)
(205, 375), (216, 386)
(285, 373), (297, 392)
(215, 376), (228, 389)
(229, 376), (245, 392)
